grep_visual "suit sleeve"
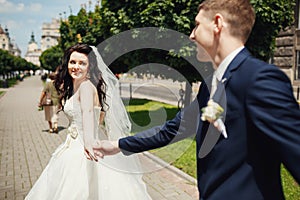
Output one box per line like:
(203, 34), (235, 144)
(246, 65), (300, 183)
(119, 93), (201, 155)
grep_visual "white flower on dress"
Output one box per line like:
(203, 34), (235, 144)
(52, 126), (78, 157)
(201, 99), (227, 138)
(68, 126), (78, 139)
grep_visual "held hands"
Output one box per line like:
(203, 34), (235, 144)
(92, 140), (120, 159)
(84, 139), (98, 162)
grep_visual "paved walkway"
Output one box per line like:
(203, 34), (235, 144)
(0, 76), (198, 200)
(119, 76), (200, 106)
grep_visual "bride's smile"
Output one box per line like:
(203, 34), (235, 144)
(68, 51), (89, 81)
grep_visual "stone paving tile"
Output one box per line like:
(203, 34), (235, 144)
(0, 76), (198, 200)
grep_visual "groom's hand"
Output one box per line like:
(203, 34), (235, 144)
(93, 140), (121, 159)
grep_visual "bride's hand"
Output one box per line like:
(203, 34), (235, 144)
(84, 144), (98, 162)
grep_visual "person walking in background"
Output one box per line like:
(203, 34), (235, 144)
(93, 0), (300, 199)
(26, 43), (152, 200)
(38, 72), (60, 133)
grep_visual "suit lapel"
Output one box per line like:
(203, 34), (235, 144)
(212, 48), (251, 125)
(198, 48), (251, 158)
(222, 48), (251, 87)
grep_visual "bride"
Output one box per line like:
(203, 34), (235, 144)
(25, 43), (152, 200)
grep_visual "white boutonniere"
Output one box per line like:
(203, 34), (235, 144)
(201, 99), (227, 138)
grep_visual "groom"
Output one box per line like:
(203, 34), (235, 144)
(93, 0), (300, 199)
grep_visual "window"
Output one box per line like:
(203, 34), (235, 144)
(296, 51), (300, 80)
(298, 0), (300, 28)
(295, 1), (300, 80)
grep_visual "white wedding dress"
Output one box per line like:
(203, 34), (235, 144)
(25, 94), (152, 200)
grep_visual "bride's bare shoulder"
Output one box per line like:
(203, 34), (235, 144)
(80, 80), (96, 90)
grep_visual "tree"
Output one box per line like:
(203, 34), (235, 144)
(99, 0), (295, 66)
(59, 5), (105, 50)
(59, 9), (89, 50)
(40, 45), (63, 71)
(247, 0), (295, 61)
(0, 50), (13, 79)
(58, 0), (295, 73)
(98, 0), (201, 78)
(0, 49), (38, 79)
(57, 0), (294, 105)
(96, 0), (295, 104)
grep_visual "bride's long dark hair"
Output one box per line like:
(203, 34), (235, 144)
(54, 43), (106, 109)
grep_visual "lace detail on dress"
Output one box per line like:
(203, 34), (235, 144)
(51, 95), (84, 157)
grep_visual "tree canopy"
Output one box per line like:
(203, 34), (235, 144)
(0, 49), (38, 77)
(43, 0), (295, 82)
(40, 45), (63, 71)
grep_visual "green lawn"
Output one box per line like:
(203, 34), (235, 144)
(7, 78), (18, 87)
(0, 77), (18, 88)
(125, 98), (300, 199)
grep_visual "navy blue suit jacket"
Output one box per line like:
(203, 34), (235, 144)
(119, 48), (300, 200)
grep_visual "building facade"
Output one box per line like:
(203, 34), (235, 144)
(0, 25), (10, 51)
(11, 42), (21, 57)
(24, 32), (42, 67)
(273, 1), (300, 100)
(41, 18), (60, 52)
(24, 18), (60, 67)
(0, 24), (21, 56)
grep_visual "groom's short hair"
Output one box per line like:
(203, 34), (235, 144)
(198, 0), (255, 43)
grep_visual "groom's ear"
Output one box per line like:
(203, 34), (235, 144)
(213, 14), (224, 34)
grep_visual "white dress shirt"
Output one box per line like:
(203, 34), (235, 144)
(210, 46), (245, 97)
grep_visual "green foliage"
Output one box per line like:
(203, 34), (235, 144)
(281, 165), (300, 199)
(126, 98), (196, 172)
(0, 49), (37, 75)
(247, 0), (295, 61)
(98, 0), (294, 78)
(59, 7), (105, 50)
(40, 45), (63, 71)
(166, 139), (197, 177)
(125, 98), (178, 132)
(57, 0), (295, 81)
(100, 0), (198, 35)
(0, 49), (12, 74)
(7, 77), (18, 87)
(98, 0), (202, 82)
(59, 9), (88, 49)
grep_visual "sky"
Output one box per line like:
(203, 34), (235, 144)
(0, 0), (91, 57)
